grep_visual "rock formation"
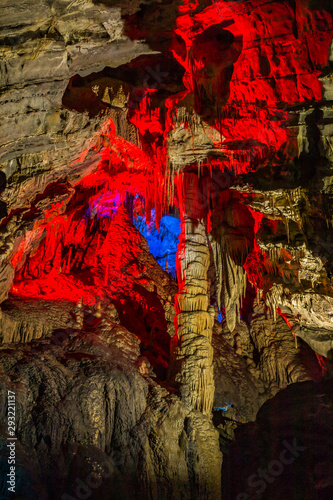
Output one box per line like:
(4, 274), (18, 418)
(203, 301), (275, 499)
(0, 0), (333, 499)
(170, 173), (215, 416)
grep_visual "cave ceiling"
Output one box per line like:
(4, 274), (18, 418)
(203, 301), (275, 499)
(0, 0), (333, 498)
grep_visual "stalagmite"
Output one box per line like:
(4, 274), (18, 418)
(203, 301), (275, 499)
(170, 173), (215, 416)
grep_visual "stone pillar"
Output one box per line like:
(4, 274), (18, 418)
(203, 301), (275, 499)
(170, 173), (215, 416)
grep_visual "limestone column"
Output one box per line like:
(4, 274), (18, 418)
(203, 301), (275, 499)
(170, 173), (215, 416)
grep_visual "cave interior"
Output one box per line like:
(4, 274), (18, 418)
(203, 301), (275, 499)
(0, 1), (333, 499)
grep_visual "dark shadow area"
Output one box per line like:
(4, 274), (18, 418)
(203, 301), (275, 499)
(222, 379), (333, 500)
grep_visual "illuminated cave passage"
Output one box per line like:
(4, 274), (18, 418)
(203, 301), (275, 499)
(0, 1), (333, 499)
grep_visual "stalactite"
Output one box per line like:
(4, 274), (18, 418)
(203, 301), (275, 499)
(209, 231), (247, 333)
(265, 284), (284, 322)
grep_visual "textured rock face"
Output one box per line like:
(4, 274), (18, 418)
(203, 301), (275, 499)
(0, 0), (333, 499)
(0, 0), (153, 209)
(0, 0), (157, 307)
(212, 306), (322, 431)
(0, 309), (222, 500)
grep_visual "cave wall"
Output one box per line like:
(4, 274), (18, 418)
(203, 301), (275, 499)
(1, 1), (333, 499)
